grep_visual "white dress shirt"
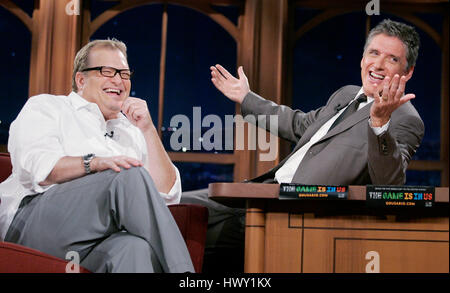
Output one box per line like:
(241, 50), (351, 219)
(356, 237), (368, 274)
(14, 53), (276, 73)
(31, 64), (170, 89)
(0, 92), (182, 240)
(275, 88), (389, 184)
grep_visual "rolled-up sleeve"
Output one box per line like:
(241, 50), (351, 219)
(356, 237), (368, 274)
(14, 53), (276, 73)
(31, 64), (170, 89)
(159, 164), (182, 205)
(8, 96), (65, 193)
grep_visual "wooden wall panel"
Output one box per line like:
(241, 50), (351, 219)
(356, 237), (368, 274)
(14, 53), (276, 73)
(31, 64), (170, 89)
(264, 212), (303, 273)
(29, 0), (81, 97)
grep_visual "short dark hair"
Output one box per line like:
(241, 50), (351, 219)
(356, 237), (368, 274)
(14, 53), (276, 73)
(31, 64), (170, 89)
(364, 19), (420, 70)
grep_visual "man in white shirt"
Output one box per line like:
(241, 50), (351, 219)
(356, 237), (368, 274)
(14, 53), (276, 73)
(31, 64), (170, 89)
(0, 39), (193, 273)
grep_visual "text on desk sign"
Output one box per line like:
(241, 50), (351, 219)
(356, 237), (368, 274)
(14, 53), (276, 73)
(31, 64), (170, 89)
(366, 185), (435, 208)
(279, 184), (348, 200)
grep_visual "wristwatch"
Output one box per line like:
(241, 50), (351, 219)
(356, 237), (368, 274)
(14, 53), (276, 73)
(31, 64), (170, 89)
(83, 153), (96, 174)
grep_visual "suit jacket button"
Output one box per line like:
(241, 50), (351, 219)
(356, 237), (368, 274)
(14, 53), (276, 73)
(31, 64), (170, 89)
(381, 144), (388, 155)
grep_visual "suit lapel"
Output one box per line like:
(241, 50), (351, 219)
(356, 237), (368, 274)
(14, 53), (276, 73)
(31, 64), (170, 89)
(252, 86), (365, 182)
(291, 109), (339, 152)
(317, 101), (372, 144)
(260, 111), (339, 177)
(292, 86), (360, 153)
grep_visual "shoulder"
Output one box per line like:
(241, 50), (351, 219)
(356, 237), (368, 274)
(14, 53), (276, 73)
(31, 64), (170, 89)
(325, 85), (361, 106)
(24, 93), (70, 110)
(16, 94), (70, 122)
(27, 93), (68, 104)
(388, 101), (424, 138)
(392, 101), (423, 124)
(336, 85), (360, 98)
(340, 85), (361, 93)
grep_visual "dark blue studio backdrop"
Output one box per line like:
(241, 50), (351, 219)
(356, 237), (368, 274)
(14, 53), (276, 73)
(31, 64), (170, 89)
(0, 1), (444, 189)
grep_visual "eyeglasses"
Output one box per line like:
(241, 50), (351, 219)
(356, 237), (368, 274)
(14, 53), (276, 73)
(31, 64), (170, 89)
(81, 66), (133, 80)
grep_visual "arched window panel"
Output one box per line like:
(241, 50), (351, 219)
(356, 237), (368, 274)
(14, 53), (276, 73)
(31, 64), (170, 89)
(292, 11), (366, 112)
(174, 162), (233, 191)
(90, 0), (118, 20)
(211, 4), (240, 25)
(12, 0), (35, 17)
(0, 5), (31, 147)
(90, 4), (164, 127)
(163, 4), (237, 154)
(415, 12), (443, 35)
(369, 13), (442, 162)
(294, 6), (323, 31)
(406, 170), (441, 187)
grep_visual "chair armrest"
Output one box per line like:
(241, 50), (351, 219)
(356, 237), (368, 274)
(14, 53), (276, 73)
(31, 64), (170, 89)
(168, 204), (208, 273)
(0, 241), (90, 273)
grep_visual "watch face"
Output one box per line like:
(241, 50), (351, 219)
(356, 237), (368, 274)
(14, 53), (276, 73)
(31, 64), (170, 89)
(84, 154), (94, 160)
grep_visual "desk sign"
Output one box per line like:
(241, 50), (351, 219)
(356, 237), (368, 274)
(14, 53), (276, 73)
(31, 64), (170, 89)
(279, 184), (348, 200)
(366, 185), (435, 208)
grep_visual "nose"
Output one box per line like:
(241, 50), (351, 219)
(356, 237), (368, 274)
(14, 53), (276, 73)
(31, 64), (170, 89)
(110, 72), (123, 84)
(373, 56), (384, 70)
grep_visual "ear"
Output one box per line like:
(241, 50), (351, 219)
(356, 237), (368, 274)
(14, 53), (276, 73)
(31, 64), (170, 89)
(404, 66), (414, 82)
(75, 72), (86, 92)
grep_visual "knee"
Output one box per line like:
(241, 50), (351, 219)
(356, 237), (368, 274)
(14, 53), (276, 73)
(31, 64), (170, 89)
(120, 234), (150, 254)
(108, 166), (165, 209)
(113, 166), (155, 190)
(117, 166), (148, 180)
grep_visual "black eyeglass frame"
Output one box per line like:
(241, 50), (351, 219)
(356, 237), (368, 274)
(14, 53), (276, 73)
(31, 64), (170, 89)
(81, 66), (133, 80)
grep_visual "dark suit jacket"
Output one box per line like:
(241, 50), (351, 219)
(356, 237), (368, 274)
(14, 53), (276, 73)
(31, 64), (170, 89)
(241, 85), (424, 185)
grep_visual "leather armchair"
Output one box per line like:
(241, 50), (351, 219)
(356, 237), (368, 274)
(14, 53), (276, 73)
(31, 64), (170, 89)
(0, 153), (207, 273)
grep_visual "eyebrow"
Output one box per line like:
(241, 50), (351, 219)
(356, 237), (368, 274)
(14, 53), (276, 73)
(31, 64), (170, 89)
(388, 54), (400, 59)
(367, 48), (400, 60)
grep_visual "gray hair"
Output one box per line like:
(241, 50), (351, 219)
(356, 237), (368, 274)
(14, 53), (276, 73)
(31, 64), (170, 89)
(364, 19), (420, 71)
(72, 39), (128, 92)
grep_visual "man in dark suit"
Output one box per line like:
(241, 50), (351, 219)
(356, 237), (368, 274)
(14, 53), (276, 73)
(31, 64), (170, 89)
(210, 19), (423, 185)
(181, 19), (423, 272)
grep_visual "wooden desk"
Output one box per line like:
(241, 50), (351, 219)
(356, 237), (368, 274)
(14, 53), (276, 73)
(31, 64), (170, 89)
(209, 183), (449, 273)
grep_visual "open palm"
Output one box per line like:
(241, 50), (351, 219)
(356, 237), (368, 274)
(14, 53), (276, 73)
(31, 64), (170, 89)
(210, 64), (250, 104)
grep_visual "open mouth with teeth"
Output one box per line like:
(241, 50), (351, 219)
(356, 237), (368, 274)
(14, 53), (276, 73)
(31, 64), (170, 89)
(369, 71), (385, 82)
(104, 88), (122, 96)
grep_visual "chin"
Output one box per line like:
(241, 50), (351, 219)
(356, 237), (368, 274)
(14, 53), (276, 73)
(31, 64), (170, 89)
(112, 100), (124, 109)
(362, 84), (377, 98)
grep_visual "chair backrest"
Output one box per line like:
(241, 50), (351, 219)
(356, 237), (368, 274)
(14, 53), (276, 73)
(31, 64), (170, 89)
(0, 153), (12, 182)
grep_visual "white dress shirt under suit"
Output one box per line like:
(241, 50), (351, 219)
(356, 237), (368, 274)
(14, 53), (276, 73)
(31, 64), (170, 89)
(275, 88), (389, 183)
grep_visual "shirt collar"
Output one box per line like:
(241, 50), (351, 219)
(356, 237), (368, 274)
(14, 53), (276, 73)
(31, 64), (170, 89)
(108, 112), (131, 127)
(68, 91), (106, 122)
(356, 87), (374, 104)
(68, 91), (128, 121)
(68, 91), (88, 109)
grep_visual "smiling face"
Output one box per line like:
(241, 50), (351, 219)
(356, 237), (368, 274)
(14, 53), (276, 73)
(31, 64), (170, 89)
(75, 47), (131, 120)
(360, 33), (414, 98)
